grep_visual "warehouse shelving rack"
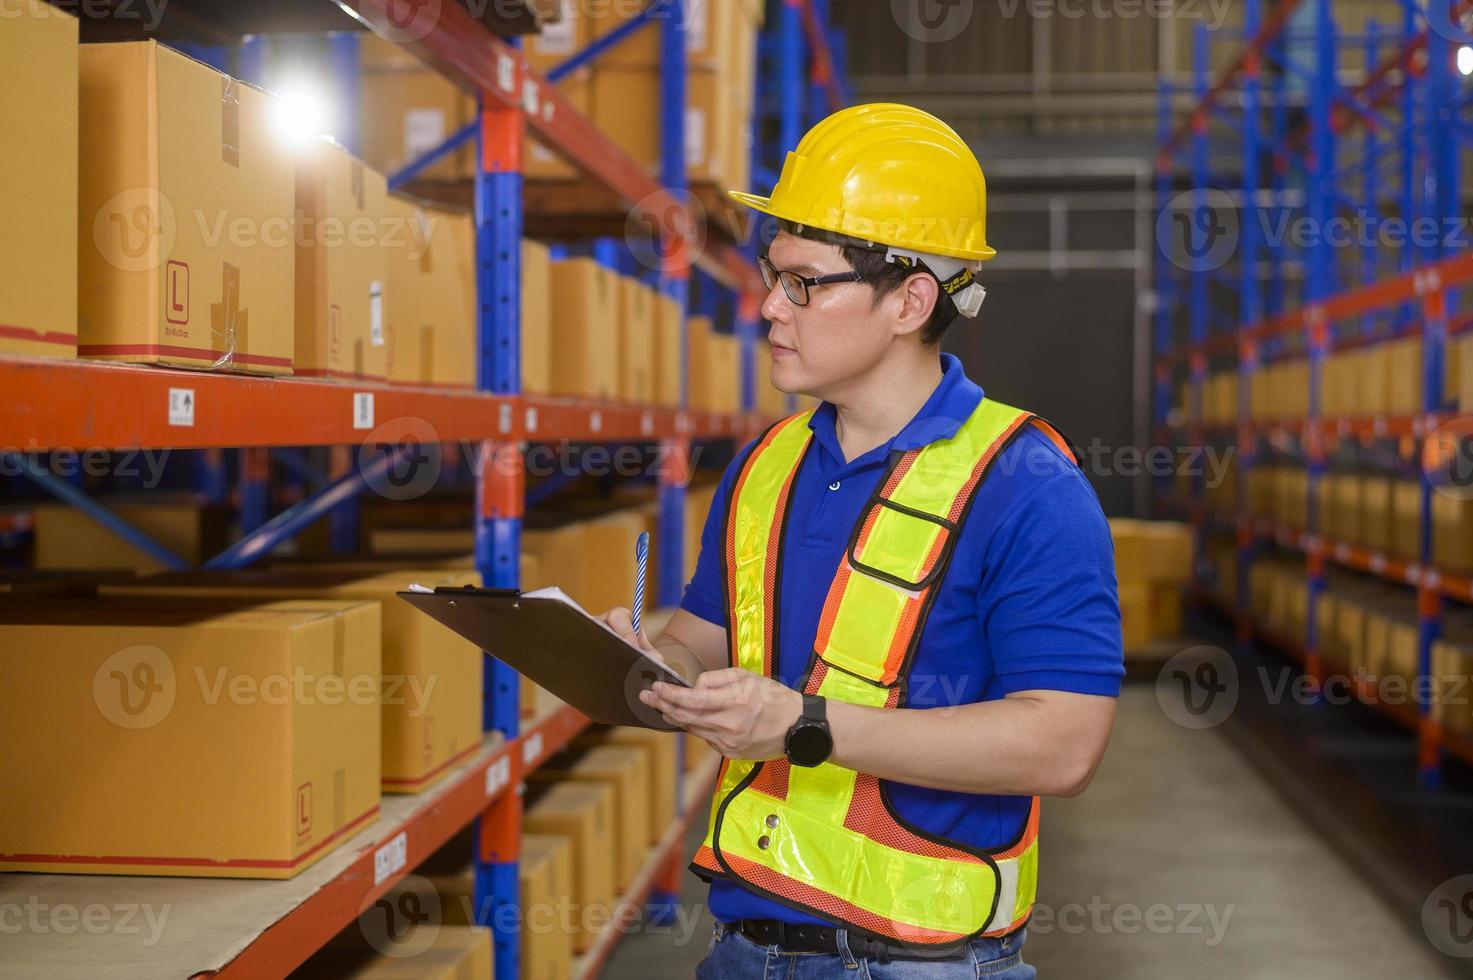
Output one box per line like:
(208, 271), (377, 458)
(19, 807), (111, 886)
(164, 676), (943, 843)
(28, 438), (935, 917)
(1153, 0), (1473, 786)
(0, 0), (850, 976)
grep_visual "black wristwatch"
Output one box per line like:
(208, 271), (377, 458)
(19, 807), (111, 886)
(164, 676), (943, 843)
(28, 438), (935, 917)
(784, 694), (833, 767)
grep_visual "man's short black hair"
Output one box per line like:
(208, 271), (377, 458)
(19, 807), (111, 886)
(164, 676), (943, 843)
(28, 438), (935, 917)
(774, 219), (961, 347)
(839, 245), (958, 347)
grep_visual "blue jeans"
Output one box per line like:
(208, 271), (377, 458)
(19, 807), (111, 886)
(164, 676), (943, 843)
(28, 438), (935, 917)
(694, 921), (1036, 980)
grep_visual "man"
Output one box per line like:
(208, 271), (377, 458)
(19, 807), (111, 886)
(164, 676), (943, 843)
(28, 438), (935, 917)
(601, 103), (1122, 978)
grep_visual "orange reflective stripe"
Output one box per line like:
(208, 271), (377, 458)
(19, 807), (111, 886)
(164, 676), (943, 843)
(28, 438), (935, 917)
(993, 798), (1040, 861)
(1029, 417), (1076, 462)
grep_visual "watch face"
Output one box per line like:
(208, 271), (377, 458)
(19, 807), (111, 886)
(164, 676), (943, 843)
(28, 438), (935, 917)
(786, 722), (833, 767)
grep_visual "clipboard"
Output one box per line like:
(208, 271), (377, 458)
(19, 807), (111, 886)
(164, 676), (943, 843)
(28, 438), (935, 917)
(396, 584), (692, 731)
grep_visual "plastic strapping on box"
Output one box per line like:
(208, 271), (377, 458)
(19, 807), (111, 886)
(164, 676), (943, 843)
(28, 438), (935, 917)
(420, 325), (434, 385)
(415, 208), (434, 276)
(208, 262), (243, 370)
(221, 76), (241, 168)
(351, 160), (365, 212)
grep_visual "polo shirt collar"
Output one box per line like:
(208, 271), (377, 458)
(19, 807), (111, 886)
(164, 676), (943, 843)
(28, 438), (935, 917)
(807, 353), (985, 462)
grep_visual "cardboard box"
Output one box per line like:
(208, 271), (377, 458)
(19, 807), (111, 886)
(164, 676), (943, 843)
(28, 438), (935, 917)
(1314, 591), (1338, 662)
(523, 522), (587, 606)
(1332, 474), (1360, 545)
(531, 745), (650, 889)
(576, 728), (676, 843)
(525, 0), (590, 75)
(708, 333), (740, 413)
(587, 0), (732, 68)
(1149, 582), (1183, 639)
(1282, 360), (1310, 418)
(1357, 346), (1389, 418)
(385, 196), (477, 388)
(590, 67), (727, 183)
(1383, 616), (1419, 683)
(1334, 598), (1366, 674)
(549, 258), (619, 399)
(1460, 334), (1473, 413)
(1360, 476), (1393, 553)
(618, 276), (656, 403)
(526, 71), (591, 180)
(1433, 637), (1473, 735)
(653, 292), (683, 408)
(1435, 493), (1473, 575)
(578, 511), (646, 616)
(1119, 583), (1151, 650)
(296, 923), (494, 979)
(78, 42), (294, 374)
(369, 528), (476, 556)
(1110, 519), (1193, 585)
(684, 730), (713, 772)
(360, 61), (477, 183)
(106, 569), (482, 793)
(523, 239), (553, 393)
(685, 481), (719, 583)
(295, 139), (390, 381)
(1392, 480), (1423, 561)
(523, 782), (616, 954)
(0, 597), (380, 877)
(1387, 337), (1423, 417)
(32, 497), (230, 575)
(686, 315), (714, 411)
(0, 5), (77, 359)
(521, 834), (576, 980)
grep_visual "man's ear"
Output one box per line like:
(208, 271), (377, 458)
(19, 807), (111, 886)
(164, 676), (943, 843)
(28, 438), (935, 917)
(891, 272), (940, 341)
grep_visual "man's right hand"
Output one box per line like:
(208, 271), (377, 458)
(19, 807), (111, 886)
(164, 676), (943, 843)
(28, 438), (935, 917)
(598, 606), (666, 665)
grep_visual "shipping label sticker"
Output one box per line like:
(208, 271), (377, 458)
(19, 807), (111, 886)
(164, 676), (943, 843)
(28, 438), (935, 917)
(168, 388), (195, 427)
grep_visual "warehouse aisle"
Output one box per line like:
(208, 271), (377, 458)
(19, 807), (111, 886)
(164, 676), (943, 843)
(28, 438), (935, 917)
(605, 685), (1454, 979)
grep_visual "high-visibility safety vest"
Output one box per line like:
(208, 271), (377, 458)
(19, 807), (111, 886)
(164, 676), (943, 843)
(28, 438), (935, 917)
(691, 396), (1079, 948)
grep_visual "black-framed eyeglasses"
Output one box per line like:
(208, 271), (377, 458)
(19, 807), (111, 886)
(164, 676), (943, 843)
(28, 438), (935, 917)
(758, 255), (864, 307)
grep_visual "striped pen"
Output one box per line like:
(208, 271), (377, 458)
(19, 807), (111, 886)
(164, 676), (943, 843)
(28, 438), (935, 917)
(632, 531), (649, 636)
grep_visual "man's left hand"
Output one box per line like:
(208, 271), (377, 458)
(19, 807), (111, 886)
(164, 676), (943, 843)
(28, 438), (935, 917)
(639, 668), (802, 761)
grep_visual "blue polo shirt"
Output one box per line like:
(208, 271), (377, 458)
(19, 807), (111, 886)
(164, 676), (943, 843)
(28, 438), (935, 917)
(680, 353), (1123, 927)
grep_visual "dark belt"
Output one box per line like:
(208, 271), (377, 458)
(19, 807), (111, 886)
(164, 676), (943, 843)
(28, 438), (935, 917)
(735, 919), (969, 963)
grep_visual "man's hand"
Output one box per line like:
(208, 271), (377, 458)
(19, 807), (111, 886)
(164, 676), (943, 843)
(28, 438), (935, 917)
(597, 606), (664, 664)
(640, 668), (803, 761)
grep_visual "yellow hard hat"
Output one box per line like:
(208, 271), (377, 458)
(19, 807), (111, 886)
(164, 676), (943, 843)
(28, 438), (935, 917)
(728, 103), (995, 263)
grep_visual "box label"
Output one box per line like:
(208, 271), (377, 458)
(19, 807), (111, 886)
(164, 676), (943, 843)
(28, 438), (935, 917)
(685, 107), (706, 167)
(374, 831), (408, 885)
(354, 392), (375, 430)
(686, 0), (708, 52)
(535, 1), (576, 55)
(369, 281), (385, 346)
(403, 109), (447, 162)
(168, 388), (195, 427)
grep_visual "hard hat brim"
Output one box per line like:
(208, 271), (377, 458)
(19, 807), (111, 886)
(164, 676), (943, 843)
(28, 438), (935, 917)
(726, 190), (997, 263)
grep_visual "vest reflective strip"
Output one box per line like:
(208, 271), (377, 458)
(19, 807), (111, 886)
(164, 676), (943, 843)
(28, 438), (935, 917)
(694, 412), (815, 875)
(696, 400), (1063, 946)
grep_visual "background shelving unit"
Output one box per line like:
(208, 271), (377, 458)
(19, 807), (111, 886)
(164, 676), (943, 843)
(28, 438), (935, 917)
(0, 0), (850, 976)
(1153, 0), (1473, 787)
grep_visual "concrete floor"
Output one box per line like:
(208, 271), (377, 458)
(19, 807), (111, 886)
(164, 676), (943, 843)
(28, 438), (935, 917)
(604, 686), (1460, 979)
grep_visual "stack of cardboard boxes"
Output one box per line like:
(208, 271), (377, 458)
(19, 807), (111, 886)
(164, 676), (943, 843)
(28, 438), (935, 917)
(521, 0), (761, 190)
(1109, 519), (1194, 650)
(0, 5), (77, 361)
(8, 11), (768, 410)
(3, 16), (486, 390)
(0, 595), (382, 878)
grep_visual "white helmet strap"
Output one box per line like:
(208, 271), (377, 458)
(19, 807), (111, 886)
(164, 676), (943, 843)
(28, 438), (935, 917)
(883, 246), (988, 319)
